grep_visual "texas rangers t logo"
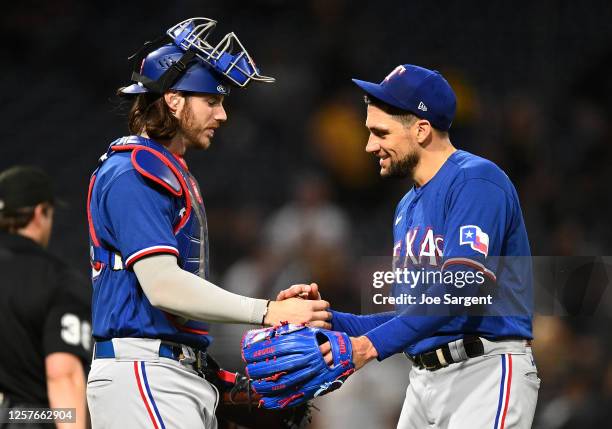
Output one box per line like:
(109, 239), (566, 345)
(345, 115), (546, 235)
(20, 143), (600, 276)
(460, 225), (489, 257)
(384, 65), (406, 83)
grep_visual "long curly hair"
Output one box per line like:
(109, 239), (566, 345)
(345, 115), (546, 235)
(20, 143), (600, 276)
(123, 92), (181, 140)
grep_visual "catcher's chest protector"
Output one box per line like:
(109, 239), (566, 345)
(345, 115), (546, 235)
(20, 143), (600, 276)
(90, 135), (209, 276)
(88, 135), (211, 338)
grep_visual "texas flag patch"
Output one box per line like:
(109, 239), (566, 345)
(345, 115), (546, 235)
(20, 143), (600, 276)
(460, 225), (489, 257)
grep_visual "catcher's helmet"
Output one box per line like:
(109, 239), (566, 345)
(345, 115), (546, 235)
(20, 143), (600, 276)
(120, 17), (274, 96)
(120, 43), (231, 96)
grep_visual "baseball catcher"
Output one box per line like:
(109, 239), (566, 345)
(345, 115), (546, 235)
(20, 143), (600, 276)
(85, 17), (331, 429)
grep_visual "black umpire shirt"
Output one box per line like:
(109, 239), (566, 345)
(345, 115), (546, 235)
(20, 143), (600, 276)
(0, 231), (91, 406)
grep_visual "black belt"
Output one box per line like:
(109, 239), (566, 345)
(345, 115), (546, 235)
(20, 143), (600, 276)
(409, 336), (485, 371)
(94, 340), (207, 373)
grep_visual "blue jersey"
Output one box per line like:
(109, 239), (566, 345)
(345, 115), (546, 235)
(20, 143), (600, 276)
(87, 136), (212, 351)
(332, 150), (533, 359)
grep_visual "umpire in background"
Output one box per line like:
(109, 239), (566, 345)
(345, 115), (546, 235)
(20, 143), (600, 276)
(0, 166), (90, 428)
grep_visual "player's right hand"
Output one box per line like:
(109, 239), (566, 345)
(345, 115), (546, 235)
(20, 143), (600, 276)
(276, 282), (322, 301)
(264, 297), (331, 329)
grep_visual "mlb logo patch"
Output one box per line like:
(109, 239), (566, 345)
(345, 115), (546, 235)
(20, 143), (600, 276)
(460, 225), (489, 257)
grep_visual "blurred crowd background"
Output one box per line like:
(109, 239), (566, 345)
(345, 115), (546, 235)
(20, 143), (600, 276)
(3, 1), (612, 427)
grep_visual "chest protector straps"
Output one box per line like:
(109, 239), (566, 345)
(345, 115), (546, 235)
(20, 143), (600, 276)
(88, 141), (191, 272)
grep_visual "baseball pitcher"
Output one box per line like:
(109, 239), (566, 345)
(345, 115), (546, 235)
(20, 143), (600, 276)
(243, 65), (540, 428)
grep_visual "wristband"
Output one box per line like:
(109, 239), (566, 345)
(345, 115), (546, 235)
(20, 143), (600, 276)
(261, 300), (271, 325)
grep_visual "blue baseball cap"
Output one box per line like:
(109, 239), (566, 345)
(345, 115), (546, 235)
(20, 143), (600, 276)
(352, 65), (456, 131)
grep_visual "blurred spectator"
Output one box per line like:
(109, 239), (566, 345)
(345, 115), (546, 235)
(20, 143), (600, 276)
(265, 173), (350, 254)
(264, 174), (358, 310)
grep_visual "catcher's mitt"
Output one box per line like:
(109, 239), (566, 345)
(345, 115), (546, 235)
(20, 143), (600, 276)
(242, 323), (355, 409)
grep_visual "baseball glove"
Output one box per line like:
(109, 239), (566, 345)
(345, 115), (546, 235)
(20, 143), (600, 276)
(242, 322), (355, 409)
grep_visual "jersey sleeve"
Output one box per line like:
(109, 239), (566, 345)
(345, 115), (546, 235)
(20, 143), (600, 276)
(364, 179), (512, 360)
(43, 267), (92, 362)
(102, 170), (180, 268)
(440, 178), (509, 280)
(331, 310), (394, 336)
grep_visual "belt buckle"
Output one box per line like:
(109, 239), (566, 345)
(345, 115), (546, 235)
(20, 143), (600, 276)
(409, 352), (439, 371)
(423, 358), (438, 371)
(421, 350), (444, 371)
(415, 355), (434, 371)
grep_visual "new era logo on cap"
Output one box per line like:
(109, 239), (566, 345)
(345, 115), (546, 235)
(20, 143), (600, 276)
(418, 102), (428, 112)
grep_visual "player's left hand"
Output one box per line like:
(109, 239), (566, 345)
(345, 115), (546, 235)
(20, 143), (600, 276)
(319, 340), (333, 365)
(349, 336), (378, 370)
(277, 282), (322, 301)
(315, 337), (378, 370)
(319, 336), (377, 369)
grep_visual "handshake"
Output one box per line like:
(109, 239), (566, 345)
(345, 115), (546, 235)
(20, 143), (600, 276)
(261, 283), (331, 329)
(242, 284), (377, 409)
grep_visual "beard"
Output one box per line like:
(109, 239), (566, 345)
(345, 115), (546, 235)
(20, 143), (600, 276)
(179, 100), (210, 150)
(384, 150), (420, 179)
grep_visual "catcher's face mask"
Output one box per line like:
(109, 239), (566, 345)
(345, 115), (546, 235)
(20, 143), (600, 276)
(120, 17), (275, 96)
